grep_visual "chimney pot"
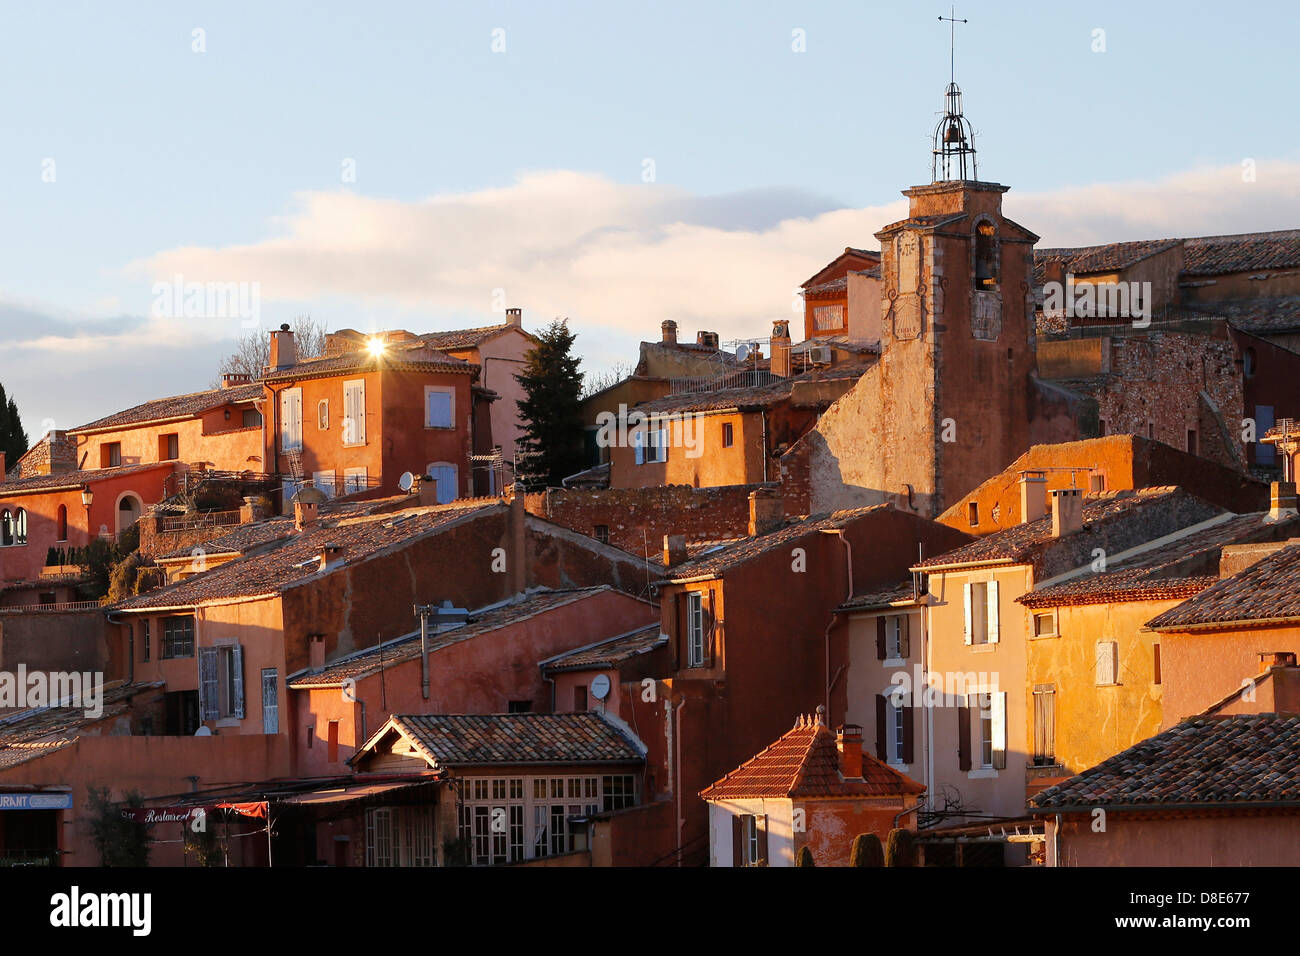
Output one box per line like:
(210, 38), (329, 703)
(505, 308), (522, 327)
(663, 534), (688, 568)
(1269, 481), (1297, 521)
(1261, 651), (1298, 672)
(771, 319), (792, 378)
(309, 636), (325, 671)
(836, 723), (864, 780)
(269, 326), (298, 371)
(661, 320), (678, 345)
(1019, 470), (1048, 524)
(748, 488), (784, 537)
(1050, 487), (1084, 538)
(294, 499), (318, 531)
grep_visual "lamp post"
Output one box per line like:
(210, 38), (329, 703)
(80, 486), (94, 541)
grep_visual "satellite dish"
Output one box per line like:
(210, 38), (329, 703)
(590, 674), (611, 701)
(735, 344), (751, 362)
(194, 726), (212, 737)
(398, 471), (416, 493)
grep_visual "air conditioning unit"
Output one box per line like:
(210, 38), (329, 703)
(807, 346), (833, 366)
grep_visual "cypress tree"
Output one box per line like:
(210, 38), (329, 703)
(850, 832), (884, 867)
(514, 319), (585, 490)
(885, 828), (916, 867)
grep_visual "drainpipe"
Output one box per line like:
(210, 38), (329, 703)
(821, 529), (853, 600)
(414, 605), (432, 700)
(674, 696), (686, 867)
(924, 577), (935, 816)
(760, 412), (768, 482)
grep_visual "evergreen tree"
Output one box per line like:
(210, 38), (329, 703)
(885, 827), (916, 867)
(0, 385), (29, 470)
(795, 845), (815, 867)
(850, 832), (884, 867)
(514, 319), (585, 490)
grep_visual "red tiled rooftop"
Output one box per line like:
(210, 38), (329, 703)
(70, 383), (263, 433)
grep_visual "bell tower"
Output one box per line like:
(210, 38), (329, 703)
(866, 12), (1041, 517)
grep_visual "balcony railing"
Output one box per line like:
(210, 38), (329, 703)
(157, 510), (242, 533)
(0, 600), (102, 614)
(667, 368), (779, 396)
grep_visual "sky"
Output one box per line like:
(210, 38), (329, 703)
(1, 0), (1298, 435)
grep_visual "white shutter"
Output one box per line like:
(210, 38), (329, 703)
(280, 389), (302, 452)
(633, 429), (644, 465)
(198, 648), (219, 721)
(232, 645), (245, 719)
(658, 427), (669, 462)
(963, 582), (973, 644)
(1095, 642), (1116, 685)
(262, 670), (279, 735)
(344, 380), (366, 445)
(986, 580), (1000, 643)
(992, 692), (1007, 769)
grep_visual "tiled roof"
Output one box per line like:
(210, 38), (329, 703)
(667, 504), (891, 581)
(699, 714), (925, 801)
(1019, 512), (1297, 608)
(418, 323), (531, 350)
(915, 487), (1209, 571)
(262, 348), (474, 383)
(1034, 239), (1182, 280)
(838, 582), (920, 612)
(154, 498), (388, 561)
(1147, 542), (1300, 630)
(1032, 714), (1300, 810)
(1182, 230), (1300, 277)
(375, 713), (643, 768)
(0, 462), (175, 500)
(1181, 296), (1300, 334)
(541, 624), (665, 675)
(635, 364), (868, 417)
(876, 212), (966, 235)
(0, 681), (163, 758)
(290, 588), (620, 687)
(805, 277), (847, 298)
(115, 501), (501, 609)
(71, 384), (263, 433)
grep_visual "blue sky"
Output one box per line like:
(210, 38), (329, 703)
(1, 0), (1297, 433)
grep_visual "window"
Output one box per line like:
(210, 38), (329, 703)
(159, 434), (179, 461)
(721, 422), (734, 448)
(56, 505), (67, 542)
(974, 221), (998, 290)
(877, 614), (909, 660)
(686, 591), (705, 667)
(1244, 347), (1257, 379)
(1032, 610), (1057, 638)
(963, 580), (999, 645)
(162, 616), (195, 659)
(427, 463), (458, 504)
(967, 501), (979, 527)
(1186, 429), (1197, 455)
(425, 387), (454, 429)
(1153, 643), (1162, 685)
(602, 775), (635, 811)
(343, 467), (368, 494)
(1256, 405), (1276, 465)
(198, 644), (244, 721)
(970, 691), (1006, 770)
(102, 443), (122, 468)
(328, 720), (340, 762)
(733, 812), (766, 866)
(507, 700), (532, 713)
(593, 525), (609, 546)
(1, 510), (11, 547)
(891, 700), (905, 762)
(242, 408), (262, 428)
(280, 388), (303, 452)
(317, 399), (329, 430)
(312, 470), (337, 498)
(163, 690), (199, 736)
(142, 620), (150, 663)
(13, 509), (24, 545)
(1090, 473), (1106, 493)
(261, 669), (278, 735)
(1098, 418), (1106, 436)
(635, 427), (667, 464)
(1032, 685), (1056, 766)
(1095, 641), (1119, 686)
(1147, 422), (1155, 440)
(457, 775), (625, 865)
(743, 815), (760, 865)
(366, 806), (435, 867)
(342, 380), (366, 445)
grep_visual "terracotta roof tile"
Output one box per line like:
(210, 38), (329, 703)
(541, 624), (665, 675)
(1034, 239), (1182, 280)
(1032, 714), (1300, 810)
(1182, 230), (1300, 277)
(700, 715), (924, 800)
(262, 348), (474, 383)
(380, 713), (643, 768)
(0, 462), (175, 500)
(72, 384), (263, 433)
(1147, 542), (1300, 630)
(418, 323), (531, 350)
(1181, 295), (1300, 334)
(636, 364), (867, 417)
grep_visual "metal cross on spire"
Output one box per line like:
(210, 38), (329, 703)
(938, 6), (968, 86)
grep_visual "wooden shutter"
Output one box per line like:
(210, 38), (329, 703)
(344, 380), (366, 445)
(962, 582), (973, 644)
(876, 616), (887, 659)
(232, 645), (245, 719)
(986, 580), (1000, 643)
(198, 648), (219, 721)
(992, 692), (1007, 769)
(672, 593), (682, 669)
(898, 614), (910, 657)
(875, 694), (887, 760)
(757, 815), (769, 863)
(731, 814), (743, 867)
(902, 706), (915, 764)
(704, 589), (716, 667)
(957, 699), (971, 771)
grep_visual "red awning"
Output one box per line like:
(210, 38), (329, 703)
(120, 801), (268, 823)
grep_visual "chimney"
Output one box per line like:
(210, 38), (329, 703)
(239, 496), (267, 524)
(221, 372), (252, 389)
(661, 320), (678, 345)
(1260, 651), (1298, 673)
(749, 487), (784, 537)
(1050, 487), (1084, 538)
(0, 452), (6, 483)
(268, 324), (297, 371)
(294, 498), (319, 530)
(309, 636), (325, 671)
(663, 534), (688, 568)
(1019, 470), (1048, 523)
(836, 724), (864, 780)
(318, 543), (344, 572)
(505, 307), (522, 328)
(1043, 259), (1066, 288)
(1269, 481), (1298, 521)
(770, 319), (792, 377)
(697, 331), (719, 350)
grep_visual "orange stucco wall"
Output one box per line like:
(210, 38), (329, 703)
(1050, 812), (1300, 866)
(73, 409), (262, 474)
(1158, 623), (1300, 728)
(609, 410), (764, 489)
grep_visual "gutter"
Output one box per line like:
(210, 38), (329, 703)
(909, 557), (1018, 574)
(1035, 799), (1300, 815)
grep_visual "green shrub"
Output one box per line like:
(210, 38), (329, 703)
(885, 828), (916, 867)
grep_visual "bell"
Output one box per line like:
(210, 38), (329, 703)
(944, 121), (964, 145)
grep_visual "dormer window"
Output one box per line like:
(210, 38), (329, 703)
(974, 222), (997, 290)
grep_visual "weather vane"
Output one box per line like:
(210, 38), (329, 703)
(938, 6), (968, 87)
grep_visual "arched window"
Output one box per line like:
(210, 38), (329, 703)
(0, 510), (12, 547)
(56, 505), (68, 542)
(974, 221), (998, 290)
(426, 463), (458, 505)
(1244, 347), (1257, 379)
(14, 509), (26, 545)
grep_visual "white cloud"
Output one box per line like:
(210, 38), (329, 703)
(124, 162), (1300, 347)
